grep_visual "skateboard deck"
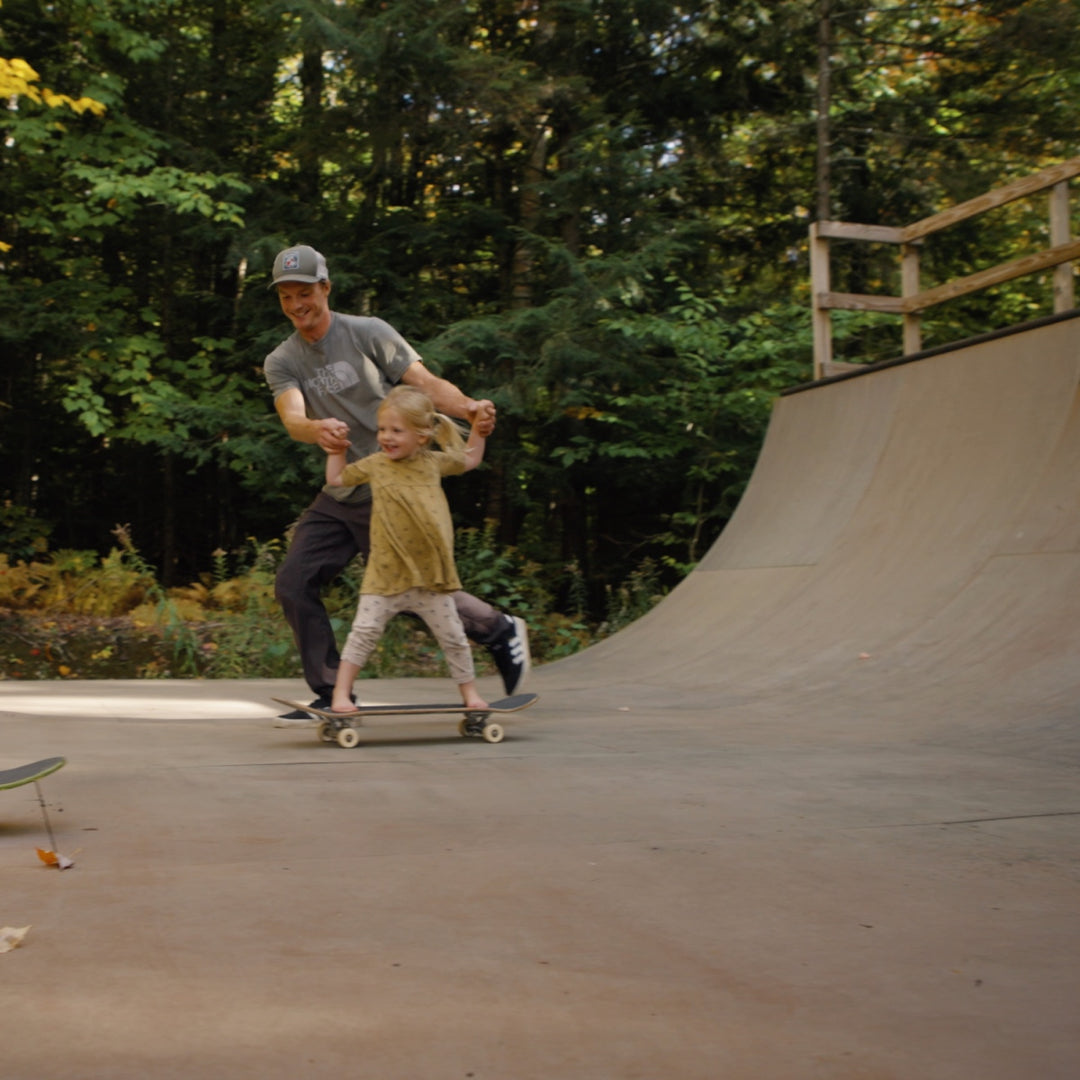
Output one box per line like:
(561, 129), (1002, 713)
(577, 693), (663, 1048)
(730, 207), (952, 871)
(0, 757), (66, 790)
(272, 693), (537, 748)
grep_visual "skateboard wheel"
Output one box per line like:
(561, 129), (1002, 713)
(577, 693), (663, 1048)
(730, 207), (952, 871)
(336, 727), (360, 749)
(317, 722), (336, 742)
(457, 719), (471, 737)
(481, 722), (504, 744)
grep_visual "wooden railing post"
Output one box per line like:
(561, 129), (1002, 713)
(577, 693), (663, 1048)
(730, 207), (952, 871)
(810, 221), (832, 379)
(901, 242), (921, 355)
(1050, 180), (1075, 312)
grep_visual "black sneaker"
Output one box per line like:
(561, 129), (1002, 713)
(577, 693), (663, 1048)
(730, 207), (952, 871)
(488, 615), (531, 696)
(276, 696), (332, 724)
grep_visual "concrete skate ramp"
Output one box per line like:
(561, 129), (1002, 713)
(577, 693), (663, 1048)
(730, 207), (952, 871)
(547, 311), (1080, 732)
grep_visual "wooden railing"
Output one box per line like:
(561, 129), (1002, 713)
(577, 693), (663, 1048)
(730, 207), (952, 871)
(809, 156), (1080, 379)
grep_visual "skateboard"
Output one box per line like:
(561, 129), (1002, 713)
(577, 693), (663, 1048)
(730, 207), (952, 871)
(272, 693), (538, 748)
(1, 757), (69, 866)
(0, 756), (66, 790)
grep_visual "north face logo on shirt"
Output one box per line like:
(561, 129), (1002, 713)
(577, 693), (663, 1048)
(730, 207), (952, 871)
(307, 361), (360, 395)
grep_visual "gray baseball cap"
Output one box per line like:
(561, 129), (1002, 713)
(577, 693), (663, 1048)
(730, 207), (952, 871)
(268, 245), (329, 288)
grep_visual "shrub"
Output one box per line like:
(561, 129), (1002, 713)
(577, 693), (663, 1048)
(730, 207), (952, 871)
(0, 526), (671, 680)
(0, 503), (53, 562)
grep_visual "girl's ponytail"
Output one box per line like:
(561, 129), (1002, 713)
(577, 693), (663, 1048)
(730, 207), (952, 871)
(432, 412), (467, 453)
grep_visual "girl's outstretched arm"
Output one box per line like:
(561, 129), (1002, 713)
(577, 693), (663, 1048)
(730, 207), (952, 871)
(326, 449), (349, 487)
(463, 415), (487, 472)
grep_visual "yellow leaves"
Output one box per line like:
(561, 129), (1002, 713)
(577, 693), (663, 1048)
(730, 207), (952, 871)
(41, 88), (107, 117)
(0, 56), (37, 91)
(0, 57), (106, 117)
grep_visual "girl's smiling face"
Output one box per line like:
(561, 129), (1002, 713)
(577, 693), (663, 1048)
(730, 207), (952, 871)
(377, 406), (428, 460)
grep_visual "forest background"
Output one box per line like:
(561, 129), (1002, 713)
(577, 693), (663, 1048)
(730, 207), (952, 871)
(1, 0), (1078, 680)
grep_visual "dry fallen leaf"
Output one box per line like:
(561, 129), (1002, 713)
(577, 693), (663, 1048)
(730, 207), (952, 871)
(0, 926), (31, 953)
(36, 848), (75, 869)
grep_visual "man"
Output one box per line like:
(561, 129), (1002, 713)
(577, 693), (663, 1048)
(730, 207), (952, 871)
(263, 244), (530, 718)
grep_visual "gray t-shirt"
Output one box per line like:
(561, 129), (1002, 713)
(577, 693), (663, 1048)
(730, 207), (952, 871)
(264, 312), (421, 502)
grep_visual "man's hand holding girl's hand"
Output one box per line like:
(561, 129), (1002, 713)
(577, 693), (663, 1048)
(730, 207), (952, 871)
(316, 418), (351, 453)
(469, 398), (496, 437)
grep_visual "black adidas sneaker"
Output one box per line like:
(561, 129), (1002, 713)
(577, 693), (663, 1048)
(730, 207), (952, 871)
(488, 615), (531, 696)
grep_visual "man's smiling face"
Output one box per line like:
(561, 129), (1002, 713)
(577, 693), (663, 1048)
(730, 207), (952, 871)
(277, 280), (332, 342)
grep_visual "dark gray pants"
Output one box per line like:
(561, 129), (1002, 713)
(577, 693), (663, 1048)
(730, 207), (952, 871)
(275, 492), (505, 698)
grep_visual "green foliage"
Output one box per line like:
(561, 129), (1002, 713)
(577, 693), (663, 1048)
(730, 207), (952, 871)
(428, 266), (812, 600)
(586, 283), (812, 562)
(0, 502), (52, 561)
(600, 558), (667, 637)
(454, 522), (550, 616)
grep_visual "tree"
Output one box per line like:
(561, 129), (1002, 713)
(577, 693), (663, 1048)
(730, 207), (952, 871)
(0, 0), (298, 581)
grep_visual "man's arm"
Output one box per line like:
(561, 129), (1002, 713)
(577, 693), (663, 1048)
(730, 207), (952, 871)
(274, 387), (351, 453)
(400, 361), (496, 436)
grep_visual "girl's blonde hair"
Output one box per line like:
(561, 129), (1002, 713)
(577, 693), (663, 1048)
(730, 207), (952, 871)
(378, 385), (467, 454)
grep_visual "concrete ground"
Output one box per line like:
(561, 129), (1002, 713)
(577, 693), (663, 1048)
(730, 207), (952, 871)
(1, 672), (1077, 1080)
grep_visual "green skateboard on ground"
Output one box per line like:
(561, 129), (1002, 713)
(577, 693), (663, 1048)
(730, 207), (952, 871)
(1, 757), (69, 866)
(272, 693), (538, 749)
(0, 756), (66, 790)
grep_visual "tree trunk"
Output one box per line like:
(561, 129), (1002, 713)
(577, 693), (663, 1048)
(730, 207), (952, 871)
(816, 0), (832, 221)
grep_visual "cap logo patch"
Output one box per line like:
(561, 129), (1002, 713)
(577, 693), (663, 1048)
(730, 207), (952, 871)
(283, 252), (301, 270)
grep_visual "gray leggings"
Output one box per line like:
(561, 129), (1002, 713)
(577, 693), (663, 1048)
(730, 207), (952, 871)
(341, 588), (475, 685)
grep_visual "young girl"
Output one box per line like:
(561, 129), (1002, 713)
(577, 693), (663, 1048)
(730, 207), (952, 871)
(324, 385), (488, 713)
